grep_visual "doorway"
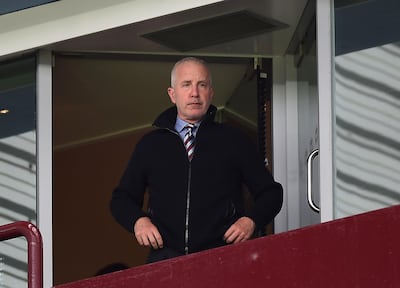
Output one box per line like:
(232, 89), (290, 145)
(51, 54), (274, 284)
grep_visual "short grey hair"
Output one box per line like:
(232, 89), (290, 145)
(170, 57), (212, 87)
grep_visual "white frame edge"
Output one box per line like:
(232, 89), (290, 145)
(317, 0), (334, 222)
(37, 50), (53, 288)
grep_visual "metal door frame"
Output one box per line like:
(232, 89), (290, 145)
(273, 0), (333, 232)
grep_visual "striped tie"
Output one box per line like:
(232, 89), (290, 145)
(184, 124), (196, 161)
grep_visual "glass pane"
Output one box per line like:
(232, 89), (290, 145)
(0, 238), (28, 288)
(333, 0), (400, 217)
(0, 56), (36, 288)
(297, 39), (320, 227)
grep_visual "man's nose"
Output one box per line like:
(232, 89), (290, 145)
(190, 85), (199, 97)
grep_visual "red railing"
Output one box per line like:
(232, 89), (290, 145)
(0, 221), (43, 288)
(55, 204), (400, 287)
(3, 206), (399, 288)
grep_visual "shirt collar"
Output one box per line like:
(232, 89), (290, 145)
(175, 117), (201, 132)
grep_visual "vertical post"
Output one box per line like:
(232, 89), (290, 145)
(316, 0), (334, 222)
(37, 49), (53, 287)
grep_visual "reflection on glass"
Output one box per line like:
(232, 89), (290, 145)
(0, 57), (36, 288)
(335, 42), (400, 217)
(334, 0), (400, 217)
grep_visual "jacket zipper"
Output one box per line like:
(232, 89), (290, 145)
(161, 127), (191, 254)
(185, 164), (191, 254)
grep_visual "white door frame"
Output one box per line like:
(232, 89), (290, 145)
(273, 0), (334, 233)
(317, 0), (334, 223)
(37, 50), (53, 288)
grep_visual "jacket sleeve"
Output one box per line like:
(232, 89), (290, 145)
(110, 139), (148, 233)
(238, 133), (283, 229)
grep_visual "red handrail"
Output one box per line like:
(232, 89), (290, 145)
(56, 205), (400, 288)
(0, 221), (43, 288)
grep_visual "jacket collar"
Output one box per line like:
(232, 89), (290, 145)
(153, 105), (217, 130)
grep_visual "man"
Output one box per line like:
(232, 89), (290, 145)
(110, 57), (283, 263)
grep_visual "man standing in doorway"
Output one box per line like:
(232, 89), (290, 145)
(110, 57), (283, 263)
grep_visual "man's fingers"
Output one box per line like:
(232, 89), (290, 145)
(236, 232), (248, 243)
(149, 231), (163, 249)
(134, 217), (164, 249)
(136, 231), (164, 249)
(224, 229), (239, 244)
(224, 217), (255, 244)
(225, 232), (248, 244)
(148, 236), (158, 249)
(154, 233), (163, 248)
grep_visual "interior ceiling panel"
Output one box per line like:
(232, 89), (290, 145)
(141, 10), (288, 52)
(43, 0), (309, 148)
(50, 0), (308, 56)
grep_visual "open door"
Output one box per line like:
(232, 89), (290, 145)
(275, 0), (334, 231)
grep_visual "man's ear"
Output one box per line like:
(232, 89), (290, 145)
(167, 87), (176, 104)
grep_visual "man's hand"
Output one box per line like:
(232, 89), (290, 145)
(224, 217), (255, 244)
(134, 217), (163, 249)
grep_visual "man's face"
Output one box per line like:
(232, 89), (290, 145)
(167, 61), (214, 123)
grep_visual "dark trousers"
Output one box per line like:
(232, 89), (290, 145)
(146, 247), (184, 264)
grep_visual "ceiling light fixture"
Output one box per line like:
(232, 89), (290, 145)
(0, 109), (10, 114)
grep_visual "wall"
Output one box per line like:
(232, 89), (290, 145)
(0, 56), (37, 288)
(53, 129), (151, 285)
(333, 1), (400, 217)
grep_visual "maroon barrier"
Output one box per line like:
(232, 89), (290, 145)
(56, 205), (400, 288)
(0, 221), (43, 288)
